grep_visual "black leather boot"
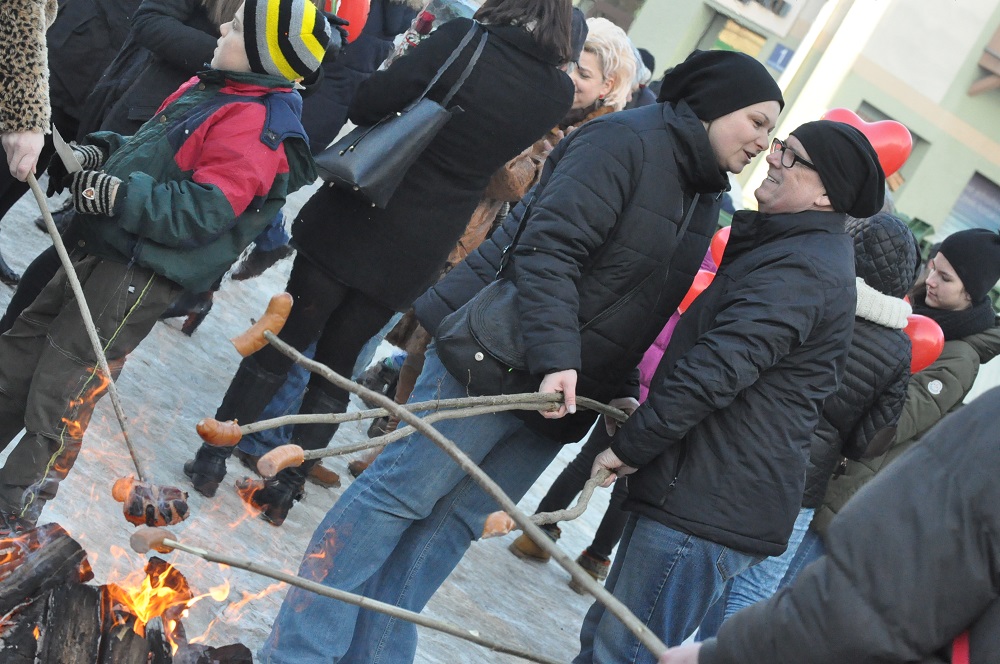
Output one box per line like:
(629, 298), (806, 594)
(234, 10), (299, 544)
(184, 356), (287, 497)
(237, 462), (312, 526)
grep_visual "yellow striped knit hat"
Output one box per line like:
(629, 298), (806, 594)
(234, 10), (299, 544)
(244, 0), (333, 81)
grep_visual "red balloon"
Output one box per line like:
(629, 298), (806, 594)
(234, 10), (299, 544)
(820, 108), (913, 177)
(678, 270), (715, 315)
(710, 226), (730, 268)
(903, 314), (944, 374)
(326, 0), (370, 43)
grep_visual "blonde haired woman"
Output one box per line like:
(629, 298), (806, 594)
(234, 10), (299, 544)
(563, 17), (636, 125)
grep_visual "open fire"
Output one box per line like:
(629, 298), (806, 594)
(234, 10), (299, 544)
(0, 525), (250, 663)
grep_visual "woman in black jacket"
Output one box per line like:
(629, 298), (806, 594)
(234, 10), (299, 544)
(185, 0), (579, 521)
(259, 49), (784, 663)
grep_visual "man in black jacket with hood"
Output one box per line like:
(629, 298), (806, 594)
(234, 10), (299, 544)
(582, 120), (886, 662)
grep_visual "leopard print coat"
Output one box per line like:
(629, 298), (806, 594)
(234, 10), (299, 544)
(0, 0), (57, 134)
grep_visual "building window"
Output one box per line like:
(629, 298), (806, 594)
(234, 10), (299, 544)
(939, 173), (1000, 236)
(969, 24), (1000, 95)
(698, 15), (767, 57)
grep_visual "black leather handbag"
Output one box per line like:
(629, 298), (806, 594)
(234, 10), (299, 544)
(435, 193), (702, 396)
(314, 23), (487, 208)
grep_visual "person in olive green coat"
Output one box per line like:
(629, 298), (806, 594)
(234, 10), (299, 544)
(813, 229), (1000, 535)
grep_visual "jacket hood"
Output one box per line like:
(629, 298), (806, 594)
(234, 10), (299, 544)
(847, 212), (918, 298)
(664, 100), (730, 195)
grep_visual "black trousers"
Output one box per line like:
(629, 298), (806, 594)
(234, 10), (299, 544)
(535, 423), (630, 560)
(252, 254), (396, 407)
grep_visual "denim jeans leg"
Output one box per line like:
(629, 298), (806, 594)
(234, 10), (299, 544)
(779, 522), (826, 588)
(574, 516), (759, 663)
(259, 347), (528, 664)
(722, 506), (814, 621)
(348, 423), (564, 663)
(252, 212), (290, 252)
(238, 342), (315, 456)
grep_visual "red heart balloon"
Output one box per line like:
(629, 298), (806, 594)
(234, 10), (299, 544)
(678, 270), (716, 315)
(326, 0), (371, 43)
(903, 314), (944, 374)
(710, 226), (730, 268)
(820, 108), (913, 177)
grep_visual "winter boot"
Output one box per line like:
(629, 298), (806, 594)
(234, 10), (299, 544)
(568, 548), (611, 594)
(355, 355), (403, 408)
(287, 388), (348, 487)
(508, 525), (561, 563)
(183, 356), (287, 496)
(347, 445), (385, 478)
(0, 250), (19, 287)
(235, 465), (307, 526)
(34, 198), (74, 234)
(160, 289), (215, 335)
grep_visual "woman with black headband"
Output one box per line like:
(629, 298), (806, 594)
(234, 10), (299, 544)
(261, 48), (785, 663)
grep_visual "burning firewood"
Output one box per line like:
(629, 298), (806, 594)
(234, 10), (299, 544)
(111, 478), (189, 527)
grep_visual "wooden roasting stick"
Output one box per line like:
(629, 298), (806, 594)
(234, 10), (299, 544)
(27, 174), (188, 528)
(255, 330), (669, 660)
(130, 527), (560, 664)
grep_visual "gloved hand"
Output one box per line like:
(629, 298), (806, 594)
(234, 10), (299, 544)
(46, 144), (106, 196)
(324, 13), (350, 56)
(66, 170), (121, 216)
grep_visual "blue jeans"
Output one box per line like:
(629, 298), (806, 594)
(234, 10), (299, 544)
(239, 312), (403, 455)
(779, 523), (826, 588)
(253, 212), (290, 252)
(259, 346), (565, 663)
(697, 506), (814, 638)
(574, 515), (761, 663)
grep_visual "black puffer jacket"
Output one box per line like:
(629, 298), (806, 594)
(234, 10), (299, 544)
(614, 209), (856, 556)
(700, 386), (1000, 664)
(801, 213), (916, 508)
(416, 100), (729, 443)
(300, 0), (418, 154)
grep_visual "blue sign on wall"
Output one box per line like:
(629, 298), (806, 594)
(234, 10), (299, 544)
(767, 44), (794, 72)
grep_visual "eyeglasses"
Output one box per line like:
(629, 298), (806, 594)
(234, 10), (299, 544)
(770, 138), (817, 172)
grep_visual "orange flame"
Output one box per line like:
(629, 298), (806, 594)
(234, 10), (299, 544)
(60, 371), (111, 439)
(32, 625), (40, 640)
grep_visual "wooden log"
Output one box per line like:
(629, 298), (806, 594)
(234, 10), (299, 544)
(39, 584), (103, 663)
(99, 614), (157, 664)
(0, 524), (93, 616)
(0, 588), (47, 663)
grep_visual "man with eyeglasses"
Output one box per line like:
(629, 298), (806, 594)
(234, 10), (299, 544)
(579, 120), (886, 661)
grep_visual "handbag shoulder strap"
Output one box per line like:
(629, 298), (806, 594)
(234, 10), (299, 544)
(581, 192), (701, 332)
(407, 22), (487, 111)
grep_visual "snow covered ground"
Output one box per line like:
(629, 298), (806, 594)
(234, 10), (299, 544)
(0, 181), (610, 663)
(2, 178), (998, 662)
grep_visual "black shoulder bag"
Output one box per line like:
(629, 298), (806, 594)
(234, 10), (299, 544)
(314, 22), (487, 208)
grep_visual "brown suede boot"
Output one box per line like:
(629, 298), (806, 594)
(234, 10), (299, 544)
(568, 549), (611, 594)
(508, 525), (561, 563)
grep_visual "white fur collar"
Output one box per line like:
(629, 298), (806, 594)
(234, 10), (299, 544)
(855, 277), (911, 329)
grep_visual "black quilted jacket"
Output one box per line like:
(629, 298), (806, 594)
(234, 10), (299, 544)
(801, 214), (917, 508)
(415, 101), (729, 443)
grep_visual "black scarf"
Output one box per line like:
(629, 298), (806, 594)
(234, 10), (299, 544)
(912, 292), (998, 341)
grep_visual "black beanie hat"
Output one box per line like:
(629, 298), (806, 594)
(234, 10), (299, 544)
(790, 120), (885, 218)
(656, 49), (784, 122)
(938, 228), (1000, 301)
(570, 8), (588, 63)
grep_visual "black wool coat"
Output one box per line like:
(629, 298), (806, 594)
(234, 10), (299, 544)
(300, 0), (418, 154)
(701, 386), (1000, 664)
(614, 209), (856, 556)
(47, 0), (141, 125)
(99, 0), (218, 135)
(415, 101), (729, 443)
(292, 17), (574, 312)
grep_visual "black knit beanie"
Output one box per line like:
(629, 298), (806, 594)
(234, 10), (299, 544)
(570, 8), (588, 63)
(938, 228), (1000, 301)
(656, 49), (784, 122)
(791, 120), (885, 218)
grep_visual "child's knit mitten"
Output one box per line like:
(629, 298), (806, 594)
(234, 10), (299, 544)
(67, 170), (121, 216)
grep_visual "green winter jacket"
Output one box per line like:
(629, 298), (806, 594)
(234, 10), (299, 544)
(78, 69), (316, 292)
(814, 316), (1000, 533)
